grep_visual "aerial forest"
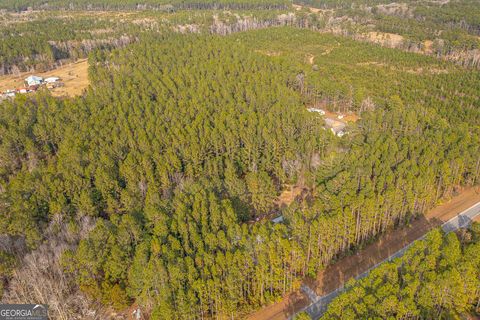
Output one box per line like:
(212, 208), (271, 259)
(0, 2), (479, 320)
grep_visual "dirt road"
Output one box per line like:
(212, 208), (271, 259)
(247, 186), (480, 320)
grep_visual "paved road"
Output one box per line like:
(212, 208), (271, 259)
(300, 201), (480, 320)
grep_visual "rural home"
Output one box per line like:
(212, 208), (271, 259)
(25, 75), (43, 87)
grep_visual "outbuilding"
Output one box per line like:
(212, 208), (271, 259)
(272, 216), (285, 224)
(44, 77), (60, 83)
(307, 107), (326, 115)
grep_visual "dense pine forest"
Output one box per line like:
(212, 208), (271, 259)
(322, 225), (480, 319)
(1, 2), (480, 320)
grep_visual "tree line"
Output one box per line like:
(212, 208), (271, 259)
(0, 0), (289, 12)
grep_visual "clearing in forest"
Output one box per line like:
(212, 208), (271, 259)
(365, 31), (405, 47)
(0, 59), (89, 98)
(277, 185), (305, 208)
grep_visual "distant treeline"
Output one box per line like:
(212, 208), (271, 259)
(0, 0), (290, 11)
(0, 17), (137, 75)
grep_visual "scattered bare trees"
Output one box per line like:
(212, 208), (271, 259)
(2, 217), (112, 320)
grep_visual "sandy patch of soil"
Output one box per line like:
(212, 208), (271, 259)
(254, 50), (281, 57)
(366, 31), (404, 47)
(277, 185), (305, 208)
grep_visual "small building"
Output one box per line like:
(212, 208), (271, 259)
(44, 77), (60, 83)
(307, 107), (326, 115)
(25, 75), (43, 87)
(272, 216), (284, 224)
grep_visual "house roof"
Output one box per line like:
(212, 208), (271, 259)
(44, 77), (60, 82)
(25, 75), (43, 81)
(272, 216), (284, 224)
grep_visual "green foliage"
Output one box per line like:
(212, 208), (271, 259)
(322, 227), (480, 319)
(0, 15), (137, 74)
(1, 33), (325, 316)
(0, 250), (17, 297)
(0, 27), (479, 319)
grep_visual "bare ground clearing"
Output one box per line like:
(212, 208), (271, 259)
(0, 59), (89, 98)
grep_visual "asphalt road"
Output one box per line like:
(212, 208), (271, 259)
(301, 201), (480, 320)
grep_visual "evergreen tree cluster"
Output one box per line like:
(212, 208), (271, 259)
(322, 225), (480, 319)
(0, 28), (479, 318)
(0, 33), (327, 317)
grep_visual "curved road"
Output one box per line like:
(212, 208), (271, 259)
(301, 201), (480, 319)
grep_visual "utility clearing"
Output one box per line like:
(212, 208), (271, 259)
(0, 59), (89, 98)
(247, 186), (480, 320)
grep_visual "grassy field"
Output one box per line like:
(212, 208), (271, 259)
(0, 59), (89, 97)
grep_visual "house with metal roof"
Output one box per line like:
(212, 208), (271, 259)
(25, 75), (43, 87)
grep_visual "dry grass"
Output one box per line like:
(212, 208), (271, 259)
(277, 185), (304, 208)
(0, 59), (89, 98)
(254, 49), (281, 57)
(292, 3), (333, 14)
(306, 53), (315, 64)
(366, 31), (404, 47)
(324, 110), (359, 123)
(423, 40), (434, 54)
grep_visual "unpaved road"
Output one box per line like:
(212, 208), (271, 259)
(246, 187), (480, 320)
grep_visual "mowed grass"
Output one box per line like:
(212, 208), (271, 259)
(0, 58), (89, 97)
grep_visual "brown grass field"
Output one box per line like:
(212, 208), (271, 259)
(0, 59), (89, 98)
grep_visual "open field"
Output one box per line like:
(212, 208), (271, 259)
(0, 59), (89, 97)
(247, 186), (480, 320)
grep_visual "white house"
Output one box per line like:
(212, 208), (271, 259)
(25, 75), (43, 87)
(307, 107), (326, 115)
